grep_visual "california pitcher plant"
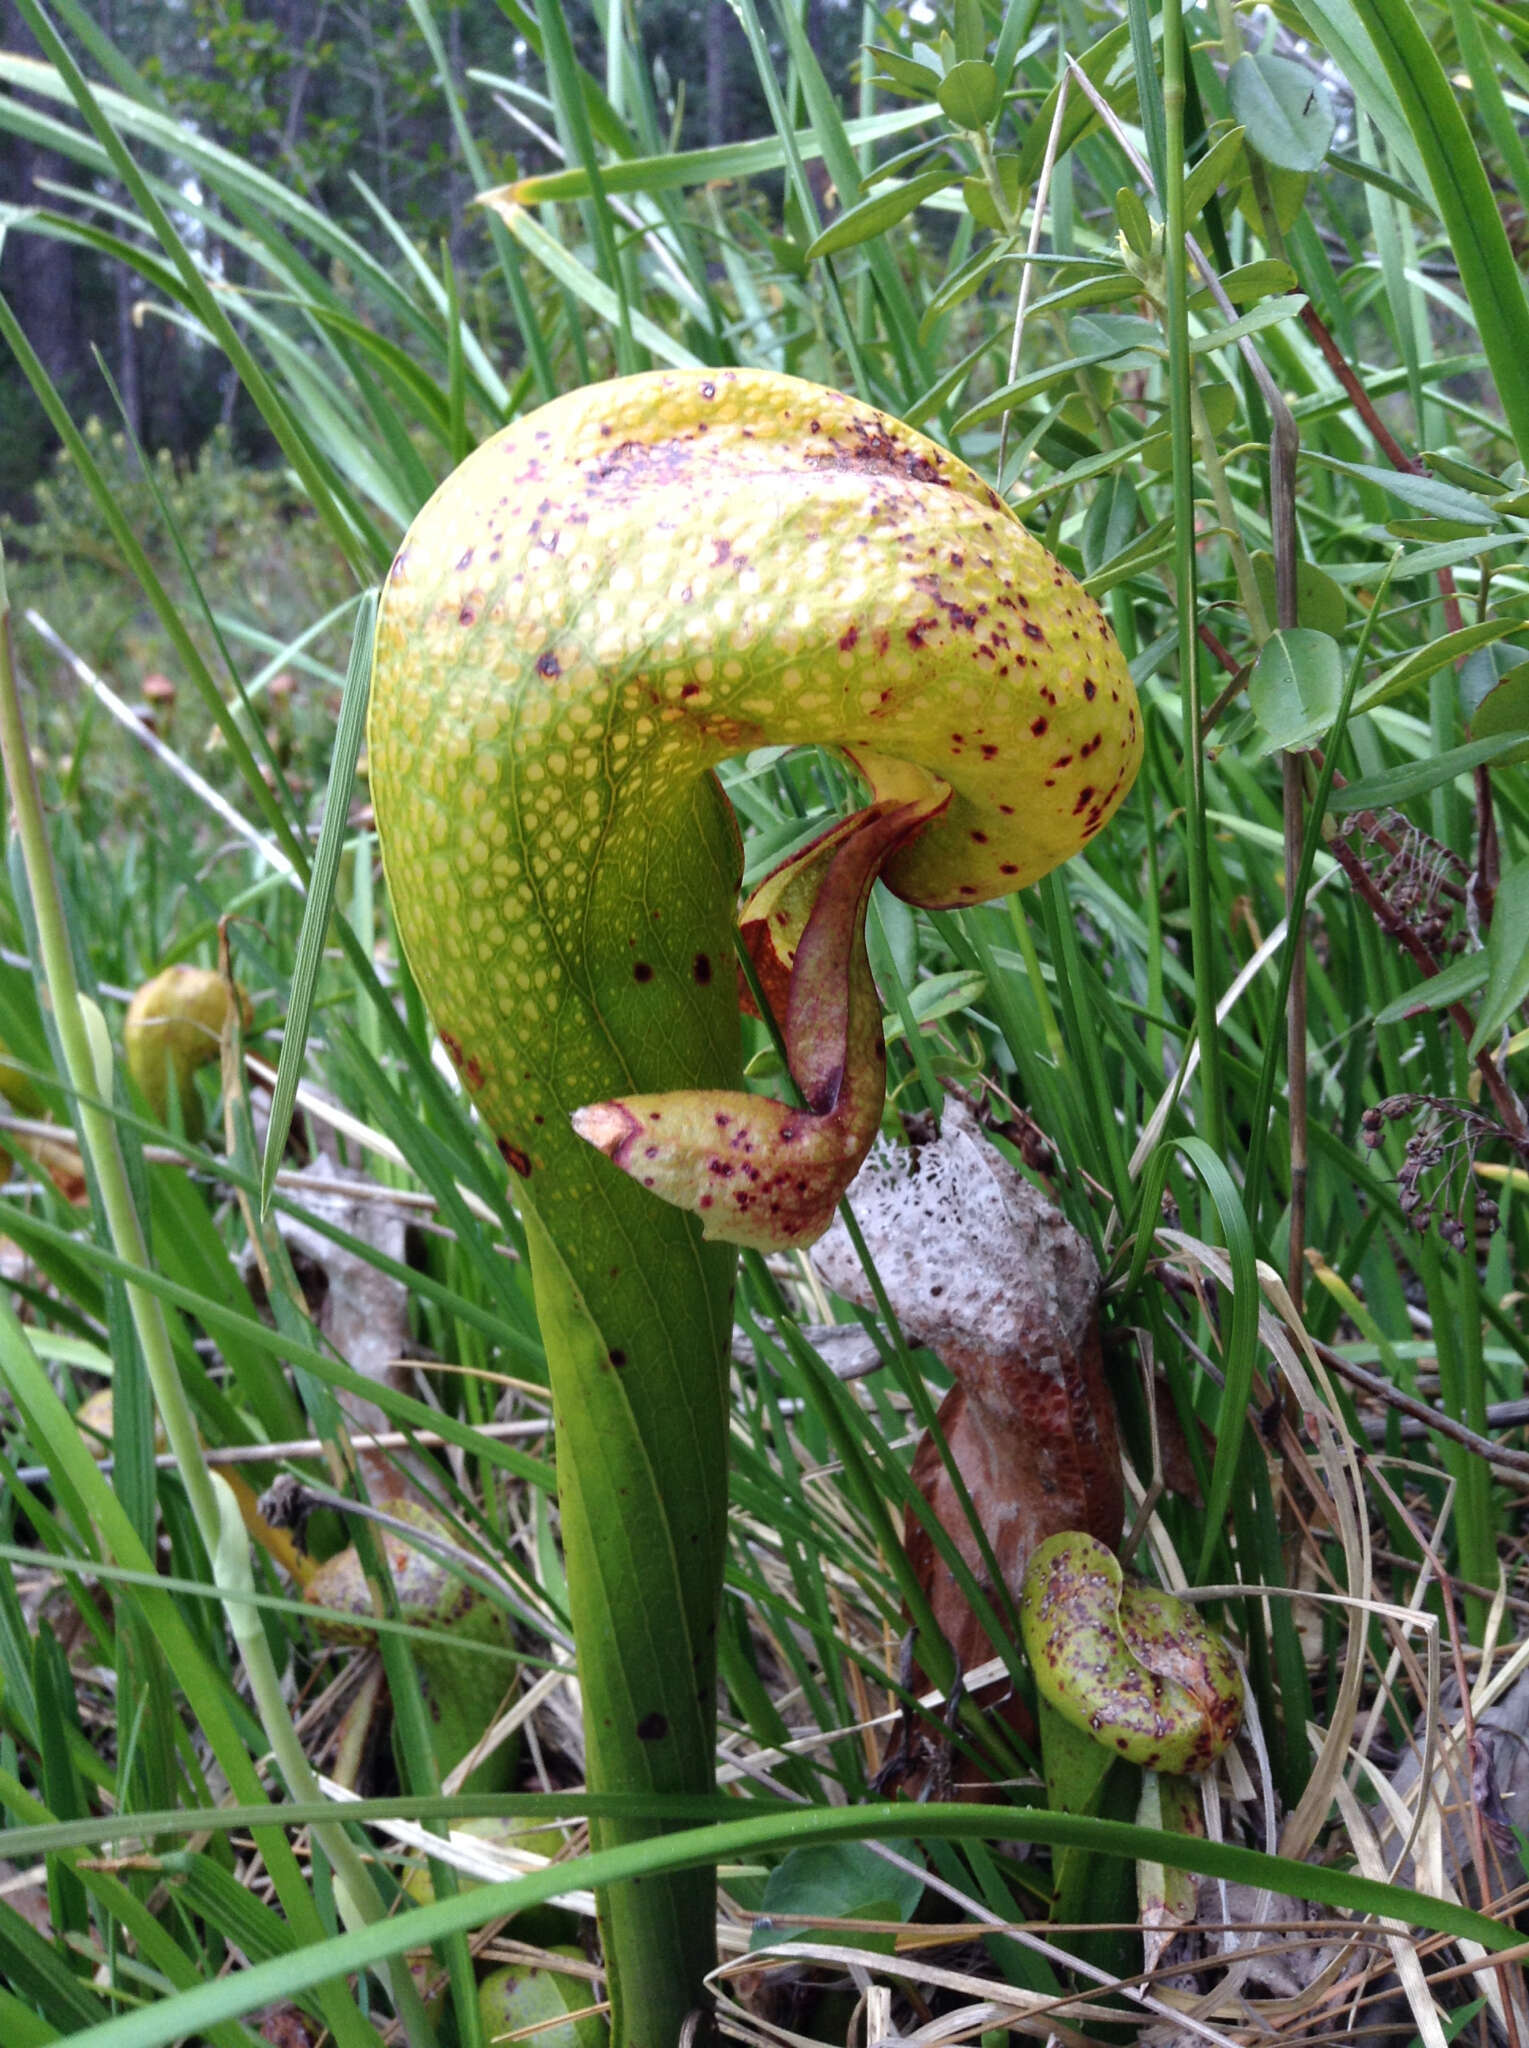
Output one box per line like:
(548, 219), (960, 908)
(369, 368), (1170, 2043)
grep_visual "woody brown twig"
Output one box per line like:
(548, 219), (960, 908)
(1299, 302), (1498, 927)
(1326, 832), (1524, 1135)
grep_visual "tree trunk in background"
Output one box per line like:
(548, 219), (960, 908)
(705, 0), (731, 149)
(113, 267), (142, 446)
(359, 4), (394, 219)
(447, 0), (466, 275)
(99, 0), (141, 447)
(0, 0), (85, 396)
(279, 0), (330, 159)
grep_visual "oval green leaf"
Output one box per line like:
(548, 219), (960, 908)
(1374, 951), (1488, 1029)
(752, 1841), (923, 1955)
(1082, 471), (1140, 575)
(1248, 627), (1344, 755)
(953, 0), (987, 63)
(1355, 619), (1519, 715)
(1115, 184), (1154, 257)
(937, 58), (1001, 130)
(805, 165), (958, 259)
(1470, 662), (1529, 766)
(1068, 309), (1162, 369)
(1183, 125), (1247, 219)
(960, 152), (1019, 232)
(1461, 641), (1529, 717)
(1252, 550), (1348, 638)
(1227, 52), (1336, 172)
(1328, 733), (1529, 815)
(1385, 518), (1495, 542)
(1422, 450), (1510, 497)
(1188, 258), (1298, 311)
(952, 338), (1143, 431)
(1470, 860), (1529, 1055)
(1307, 454), (1504, 526)
(1188, 292), (1307, 355)
(867, 45), (944, 98)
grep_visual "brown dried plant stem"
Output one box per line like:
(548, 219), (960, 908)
(1266, 381), (1306, 1312)
(1325, 831), (1524, 1136)
(1363, 1461), (1507, 1956)
(1299, 301), (1499, 922)
(1313, 1338), (1529, 1478)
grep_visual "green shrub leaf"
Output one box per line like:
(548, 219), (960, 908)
(1228, 53), (1336, 172)
(1251, 551), (1348, 638)
(1249, 628), (1345, 754)
(1188, 292), (1307, 355)
(1307, 455), (1505, 526)
(961, 152), (1020, 229)
(1328, 734), (1529, 815)
(1188, 258), (1298, 311)
(1471, 861), (1529, 1055)
(805, 166), (957, 259)
(751, 1841), (923, 1955)
(865, 45), (943, 98)
(1183, 125), (1247, 219)
(937, 58), (1001, 130)
(1115, 184), (1154, 257)
(1356, 620), (1519, 714)
(953, 0), (987, 64)
(1067, 310), (1162, 368)
(1470, 663), (1529, 766)
(1373, 952), (1488, 1028)
(1082, 471), (1140, 575)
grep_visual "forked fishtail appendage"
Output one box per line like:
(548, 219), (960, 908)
(574, 792), (946, 1248)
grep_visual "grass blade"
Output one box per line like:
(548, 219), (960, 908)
(32, 1797), (1524, 2048)
(258, 595), (376, 1217)
(1347, 0), (1529, 457)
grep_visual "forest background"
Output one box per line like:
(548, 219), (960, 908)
(0, 1), (852, 503)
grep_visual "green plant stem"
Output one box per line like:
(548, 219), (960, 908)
(1415, 1229), (1490, 1645)
(1007, 894), (1067, 1069)
(973, 82), (1068, 484)
(1190, 375), (1269, 643)
(729, 0), (871, 391)
(856, 0), (877, 345)
(0, 543), (430, 2045)
(1448, 1184), (1494, 1643)
(1242, 558), (1398, 1240)
(1161, 0), (1225, 1166)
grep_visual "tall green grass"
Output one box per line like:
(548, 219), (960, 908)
(1, 0), (1527, 2040)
